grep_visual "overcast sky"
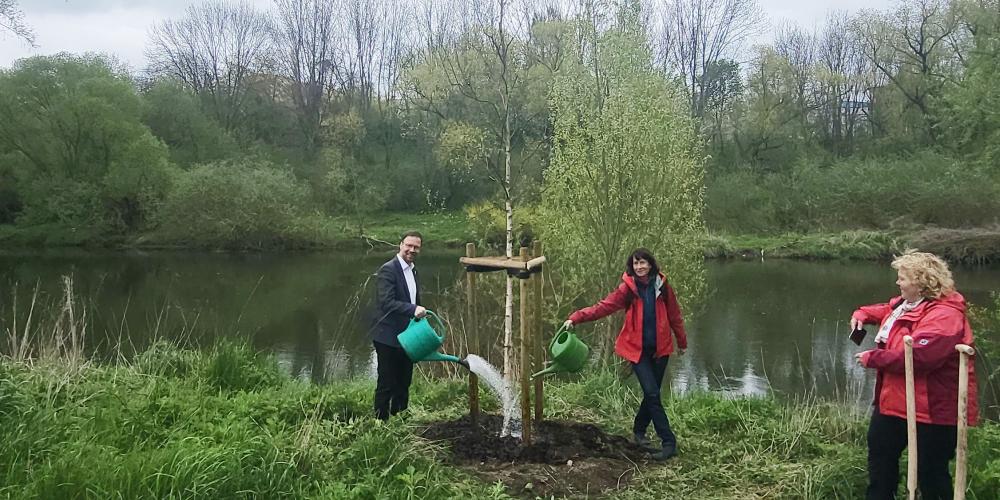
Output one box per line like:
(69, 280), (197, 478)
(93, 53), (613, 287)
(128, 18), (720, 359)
(0, 0), (894, 71)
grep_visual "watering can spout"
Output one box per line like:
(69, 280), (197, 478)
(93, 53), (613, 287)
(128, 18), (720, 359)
(531, 364), (562, 379)
(422, 351), (468, 367)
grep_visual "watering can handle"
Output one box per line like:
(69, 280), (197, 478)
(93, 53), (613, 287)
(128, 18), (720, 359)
(550, 323), (572, 351)
(423, 310), (446, 338)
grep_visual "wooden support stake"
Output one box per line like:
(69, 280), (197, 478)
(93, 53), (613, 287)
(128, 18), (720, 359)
(466, 243), (479, 424)
(954, 344), (975, 500)
(903, 336), (917, 500)
(519, 246), (532, 444)
(532, 241), (544, 422)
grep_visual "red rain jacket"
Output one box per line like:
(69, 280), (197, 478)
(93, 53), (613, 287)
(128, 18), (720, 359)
(569, 272), (687, 363)
(854, 292), (978, 426)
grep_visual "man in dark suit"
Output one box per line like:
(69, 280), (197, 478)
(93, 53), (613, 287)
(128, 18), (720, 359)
(372, 230), (426, 420)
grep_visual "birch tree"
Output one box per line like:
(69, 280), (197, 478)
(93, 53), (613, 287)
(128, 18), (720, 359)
(403, 0), (536, 386)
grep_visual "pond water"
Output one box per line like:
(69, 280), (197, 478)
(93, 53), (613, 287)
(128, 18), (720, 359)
(2, 250), (997, 409)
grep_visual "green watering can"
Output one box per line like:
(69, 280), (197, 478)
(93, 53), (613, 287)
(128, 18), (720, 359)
(397, 311), (468, 366)
(531, 324), (590, 378)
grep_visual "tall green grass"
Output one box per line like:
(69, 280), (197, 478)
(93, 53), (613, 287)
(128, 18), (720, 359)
(3, 273), (999, 498)
(2, 339), (998, 498)
(0, 343), (497, 499)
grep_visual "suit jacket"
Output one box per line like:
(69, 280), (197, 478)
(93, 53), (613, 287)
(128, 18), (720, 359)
(372, 256), (421, 347)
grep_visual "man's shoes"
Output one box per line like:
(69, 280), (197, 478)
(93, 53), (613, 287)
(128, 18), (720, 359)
(651, 442), (678, 461)
(633, 433), (658, 452)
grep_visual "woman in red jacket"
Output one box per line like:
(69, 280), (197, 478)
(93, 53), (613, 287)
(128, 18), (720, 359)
(852, 250), (977, 500)
(564, 248), (687, 461)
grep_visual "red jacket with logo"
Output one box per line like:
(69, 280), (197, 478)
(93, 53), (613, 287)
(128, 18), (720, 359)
(569, 272), (687, 363)
(854, 292), (978, 426)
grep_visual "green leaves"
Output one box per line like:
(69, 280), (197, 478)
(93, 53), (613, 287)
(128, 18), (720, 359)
(543, 4), (707, 311)
(0, 54), (173, 233)
(155, 158), (310, 248)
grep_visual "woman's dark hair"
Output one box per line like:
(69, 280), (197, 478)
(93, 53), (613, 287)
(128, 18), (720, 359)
(625, 248), (660, 277)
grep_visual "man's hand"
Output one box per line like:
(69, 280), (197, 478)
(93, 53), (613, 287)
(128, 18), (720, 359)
(563, 319), (573, 328)
(414, 306), (427, 319)
(678, 348), (686, 356)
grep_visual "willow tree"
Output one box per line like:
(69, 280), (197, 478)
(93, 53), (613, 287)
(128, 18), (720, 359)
(542, 0), (707, 354)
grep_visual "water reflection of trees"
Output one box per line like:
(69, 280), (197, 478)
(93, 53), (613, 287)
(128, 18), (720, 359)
(3, 253), (997, 409)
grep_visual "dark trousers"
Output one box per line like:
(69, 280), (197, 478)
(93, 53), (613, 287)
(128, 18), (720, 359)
(866, 410), (957, 500)
(373, 341), (414, 420)
(632, 354), (676, 446)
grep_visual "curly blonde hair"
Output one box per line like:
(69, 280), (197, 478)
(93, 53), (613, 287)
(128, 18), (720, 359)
(891, 250), (955, 299)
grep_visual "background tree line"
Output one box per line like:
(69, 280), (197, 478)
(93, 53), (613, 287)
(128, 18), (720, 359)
(0, 0), (998, 248)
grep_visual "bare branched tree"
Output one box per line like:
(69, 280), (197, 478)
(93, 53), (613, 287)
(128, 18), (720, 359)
(146, 0), (271, 131)
(774, 22), (817, 129)
(272, 0), (338, 154)
(817, 11), (868, 149)
(652, 0), (766, 117)
(0, 0), (34, 46)
(337, 0), (380, 105)
(854, 0), (960, 138)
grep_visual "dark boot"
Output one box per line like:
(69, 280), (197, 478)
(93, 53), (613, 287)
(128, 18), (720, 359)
(633, 433), (658, 452)
(651, 442), (677, 461)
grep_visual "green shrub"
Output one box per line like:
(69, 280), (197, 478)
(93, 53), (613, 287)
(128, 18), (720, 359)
(156, 158), (311, 248)
(463, 201), (540, 248)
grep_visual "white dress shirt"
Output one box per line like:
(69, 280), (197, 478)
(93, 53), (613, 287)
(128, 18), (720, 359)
(396, 255), (417, 304)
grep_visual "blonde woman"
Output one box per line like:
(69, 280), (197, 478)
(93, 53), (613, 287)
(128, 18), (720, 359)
(851, 251), (978, 499)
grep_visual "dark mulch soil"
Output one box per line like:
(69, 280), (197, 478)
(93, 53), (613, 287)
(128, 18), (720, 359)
(421, 414), (652, 498)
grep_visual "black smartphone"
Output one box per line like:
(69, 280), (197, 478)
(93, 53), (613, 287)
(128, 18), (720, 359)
(850, 327), (867, 346)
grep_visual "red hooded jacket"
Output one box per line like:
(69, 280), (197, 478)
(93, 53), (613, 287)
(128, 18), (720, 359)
(569, 272), (687, 363)
(854, 292), (978, 426)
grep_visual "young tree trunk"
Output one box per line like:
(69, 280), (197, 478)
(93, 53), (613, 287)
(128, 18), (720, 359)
(501, 48), (515, 385)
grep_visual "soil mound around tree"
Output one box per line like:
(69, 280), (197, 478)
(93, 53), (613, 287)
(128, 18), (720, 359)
(421, 414), (651, 498)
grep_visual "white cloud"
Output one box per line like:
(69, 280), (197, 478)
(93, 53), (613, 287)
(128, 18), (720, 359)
(759, 0), (891, 30)
(0, 6), (174, 70)
(1, 0), (894, 71)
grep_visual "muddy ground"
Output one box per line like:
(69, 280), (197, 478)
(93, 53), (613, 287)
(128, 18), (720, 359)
(421, 414), (652, 498)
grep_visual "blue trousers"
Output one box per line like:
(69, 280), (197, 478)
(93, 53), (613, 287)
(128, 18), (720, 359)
(632, 354), (676, 446)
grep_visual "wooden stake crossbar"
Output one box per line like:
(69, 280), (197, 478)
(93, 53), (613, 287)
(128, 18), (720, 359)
(459, 255), (546, 272)
(460, 243), (546, 446)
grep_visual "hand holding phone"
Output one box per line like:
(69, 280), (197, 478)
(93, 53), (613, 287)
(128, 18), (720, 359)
(850, 326), (867, 346)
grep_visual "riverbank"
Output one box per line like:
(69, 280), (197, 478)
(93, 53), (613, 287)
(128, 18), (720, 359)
(0, 212), (475, 251)
(705, 227), (1000, 263)
(2, 213), (999, 263)
(1, 341), (998, 499)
